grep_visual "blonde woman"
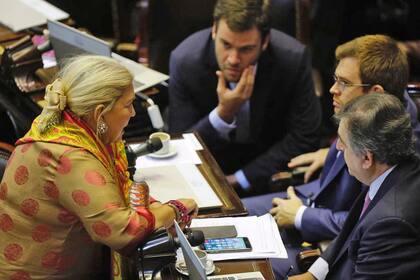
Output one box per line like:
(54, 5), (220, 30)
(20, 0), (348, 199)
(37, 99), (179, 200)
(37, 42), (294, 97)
(0, 55), (197, 279)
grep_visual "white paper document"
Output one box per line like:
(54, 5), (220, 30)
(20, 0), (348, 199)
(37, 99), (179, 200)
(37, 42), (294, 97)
(21, 0), (68, 19)
(190, 214), (287, 261)
(134, 139), (202, 169)
(182, 133), (204, 150)
(134, 164), (222, 209)
(0, 0), (68, 31)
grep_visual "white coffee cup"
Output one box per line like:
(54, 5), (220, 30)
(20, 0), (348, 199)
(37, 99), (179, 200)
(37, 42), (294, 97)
(149, 132), (170, 155)
(194, 249), (208, 268)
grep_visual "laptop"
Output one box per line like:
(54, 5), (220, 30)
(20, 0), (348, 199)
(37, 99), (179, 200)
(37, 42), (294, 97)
(47, 20), (168, 93)
(174, 222), (265, 280)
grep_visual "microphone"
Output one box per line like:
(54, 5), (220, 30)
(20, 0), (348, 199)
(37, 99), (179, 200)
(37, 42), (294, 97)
(126, 137), (163, 178)
(136, 228), (204, 277)
(139, 228), (204, 258)
(129, 137), (163, 158)
(175, 229), (205, 247)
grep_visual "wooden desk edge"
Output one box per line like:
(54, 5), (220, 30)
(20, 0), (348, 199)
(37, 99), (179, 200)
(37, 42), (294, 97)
(192, 132), (248, 217)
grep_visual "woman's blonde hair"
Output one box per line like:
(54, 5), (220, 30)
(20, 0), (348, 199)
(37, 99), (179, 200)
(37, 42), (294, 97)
(38, 55), (133, 133)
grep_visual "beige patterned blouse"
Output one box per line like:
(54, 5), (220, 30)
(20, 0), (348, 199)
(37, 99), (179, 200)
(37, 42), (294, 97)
(0, 141), (152, 279)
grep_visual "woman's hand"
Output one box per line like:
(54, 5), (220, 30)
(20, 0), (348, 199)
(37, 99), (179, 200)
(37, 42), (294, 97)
(166, 198), (198, 236)
(177, 198), (199, 219)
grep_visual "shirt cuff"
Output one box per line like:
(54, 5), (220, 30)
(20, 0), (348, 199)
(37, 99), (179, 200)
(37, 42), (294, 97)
(234, 170), (251, 190)
(209, 108), (236, 140)
(308, 257), (329, 280)
(294, 205), (307, 230)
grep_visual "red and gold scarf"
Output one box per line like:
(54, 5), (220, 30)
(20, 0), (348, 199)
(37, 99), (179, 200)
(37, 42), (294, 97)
(16, 110), (132, 201)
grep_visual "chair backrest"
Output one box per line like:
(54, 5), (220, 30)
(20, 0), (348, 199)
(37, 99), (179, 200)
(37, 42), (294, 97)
(0, 142), (14, 181)
(407, 83), (420, 121)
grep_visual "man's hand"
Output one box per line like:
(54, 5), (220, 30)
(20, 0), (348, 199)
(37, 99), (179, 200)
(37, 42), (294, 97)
(226, 174), (239, 189)
(288, 272), (316, 280)
(269, 187), (302, 228)
(288, 148), (329, 183)
(216, 65), (255, 123)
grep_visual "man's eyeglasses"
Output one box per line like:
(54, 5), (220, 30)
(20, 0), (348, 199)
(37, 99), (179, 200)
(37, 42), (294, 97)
(333, 74), (371, 92)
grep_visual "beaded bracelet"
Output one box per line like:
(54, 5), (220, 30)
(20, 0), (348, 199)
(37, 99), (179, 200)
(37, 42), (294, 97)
(167, 200), (191, 224)
(165, 202), (181, 222)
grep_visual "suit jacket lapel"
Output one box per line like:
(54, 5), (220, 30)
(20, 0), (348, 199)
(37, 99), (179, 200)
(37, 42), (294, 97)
(332, 165), (403, 266)
(320, 141), (339, 184)
(359, 164), (400, 220)
(312, 152), (346, 202)
(329, 187), (367, 266)
(250, 48), (274, 140)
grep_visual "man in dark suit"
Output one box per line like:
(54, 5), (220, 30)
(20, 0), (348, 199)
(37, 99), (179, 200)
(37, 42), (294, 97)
(243, 35), (420, 242)
(242, 35), (420, 278)
(168, 0), (321, 195)
(290, 93), (420, 280)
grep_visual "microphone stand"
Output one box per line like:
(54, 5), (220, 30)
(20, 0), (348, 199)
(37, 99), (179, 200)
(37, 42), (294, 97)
(135, 228), (204, 279)
(136, 228), (177, 279)
(124, 143), (175, 279)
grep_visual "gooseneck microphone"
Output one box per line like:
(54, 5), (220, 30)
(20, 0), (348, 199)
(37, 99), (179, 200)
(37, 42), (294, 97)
(130, 137), (163, 157)
(176, 228), (205, 247)
(126, 137), (163, 178)
(139, 228), (205, 258)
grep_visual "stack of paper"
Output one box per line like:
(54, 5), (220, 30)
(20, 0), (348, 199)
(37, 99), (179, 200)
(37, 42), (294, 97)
(190, 214), (287, 261)
(134, 164), (222, 209)
(133, 137), (222, 209)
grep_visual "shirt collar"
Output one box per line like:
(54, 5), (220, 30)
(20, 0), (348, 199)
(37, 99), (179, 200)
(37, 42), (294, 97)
(368, 165), (397, 200)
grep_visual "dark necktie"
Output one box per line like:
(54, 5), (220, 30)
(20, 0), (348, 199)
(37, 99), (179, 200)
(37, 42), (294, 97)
(235, 100), (250, 143)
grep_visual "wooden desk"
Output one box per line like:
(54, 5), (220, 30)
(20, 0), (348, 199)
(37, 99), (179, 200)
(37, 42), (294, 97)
(165, 134), (275, 279)
(179, 135), (274, 279)
(128, 132), (248, 218)
(193, 133), (248, 218)
(129, 134), (278, 279)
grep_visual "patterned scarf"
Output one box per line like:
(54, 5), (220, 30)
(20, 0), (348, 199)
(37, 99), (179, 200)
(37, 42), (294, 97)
(16, 110), (132, 202)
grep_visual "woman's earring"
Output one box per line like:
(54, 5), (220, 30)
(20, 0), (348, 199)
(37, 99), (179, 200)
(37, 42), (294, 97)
(97, 119), (108, 135)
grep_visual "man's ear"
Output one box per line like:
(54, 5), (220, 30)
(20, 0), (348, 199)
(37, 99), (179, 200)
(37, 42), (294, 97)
(262, 33), (270, 51)
(212, 22), (217, 40)
(362, 151), (374, 169)
(369, 84), (385, 93)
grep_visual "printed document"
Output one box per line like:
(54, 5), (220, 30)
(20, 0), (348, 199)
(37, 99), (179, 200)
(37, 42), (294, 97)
(190, 214), (287, 261)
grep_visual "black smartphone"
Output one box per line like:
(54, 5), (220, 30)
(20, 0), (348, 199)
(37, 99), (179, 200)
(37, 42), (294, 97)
(201, 237), (252, 253)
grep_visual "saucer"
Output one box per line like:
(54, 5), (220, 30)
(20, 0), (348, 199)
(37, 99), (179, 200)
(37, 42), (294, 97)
(147, 146), (177, 159)
(175, 260), (215, 276)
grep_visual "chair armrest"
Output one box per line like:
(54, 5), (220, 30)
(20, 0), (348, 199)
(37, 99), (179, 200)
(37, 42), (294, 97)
(296, 248), (321, 272)
(269, 166), (309, 192)
(0, 142), (14, 153)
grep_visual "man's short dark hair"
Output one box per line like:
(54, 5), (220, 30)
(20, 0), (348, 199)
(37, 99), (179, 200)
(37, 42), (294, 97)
(335, 93), (416, 165)
(213, 0), (271, 39)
